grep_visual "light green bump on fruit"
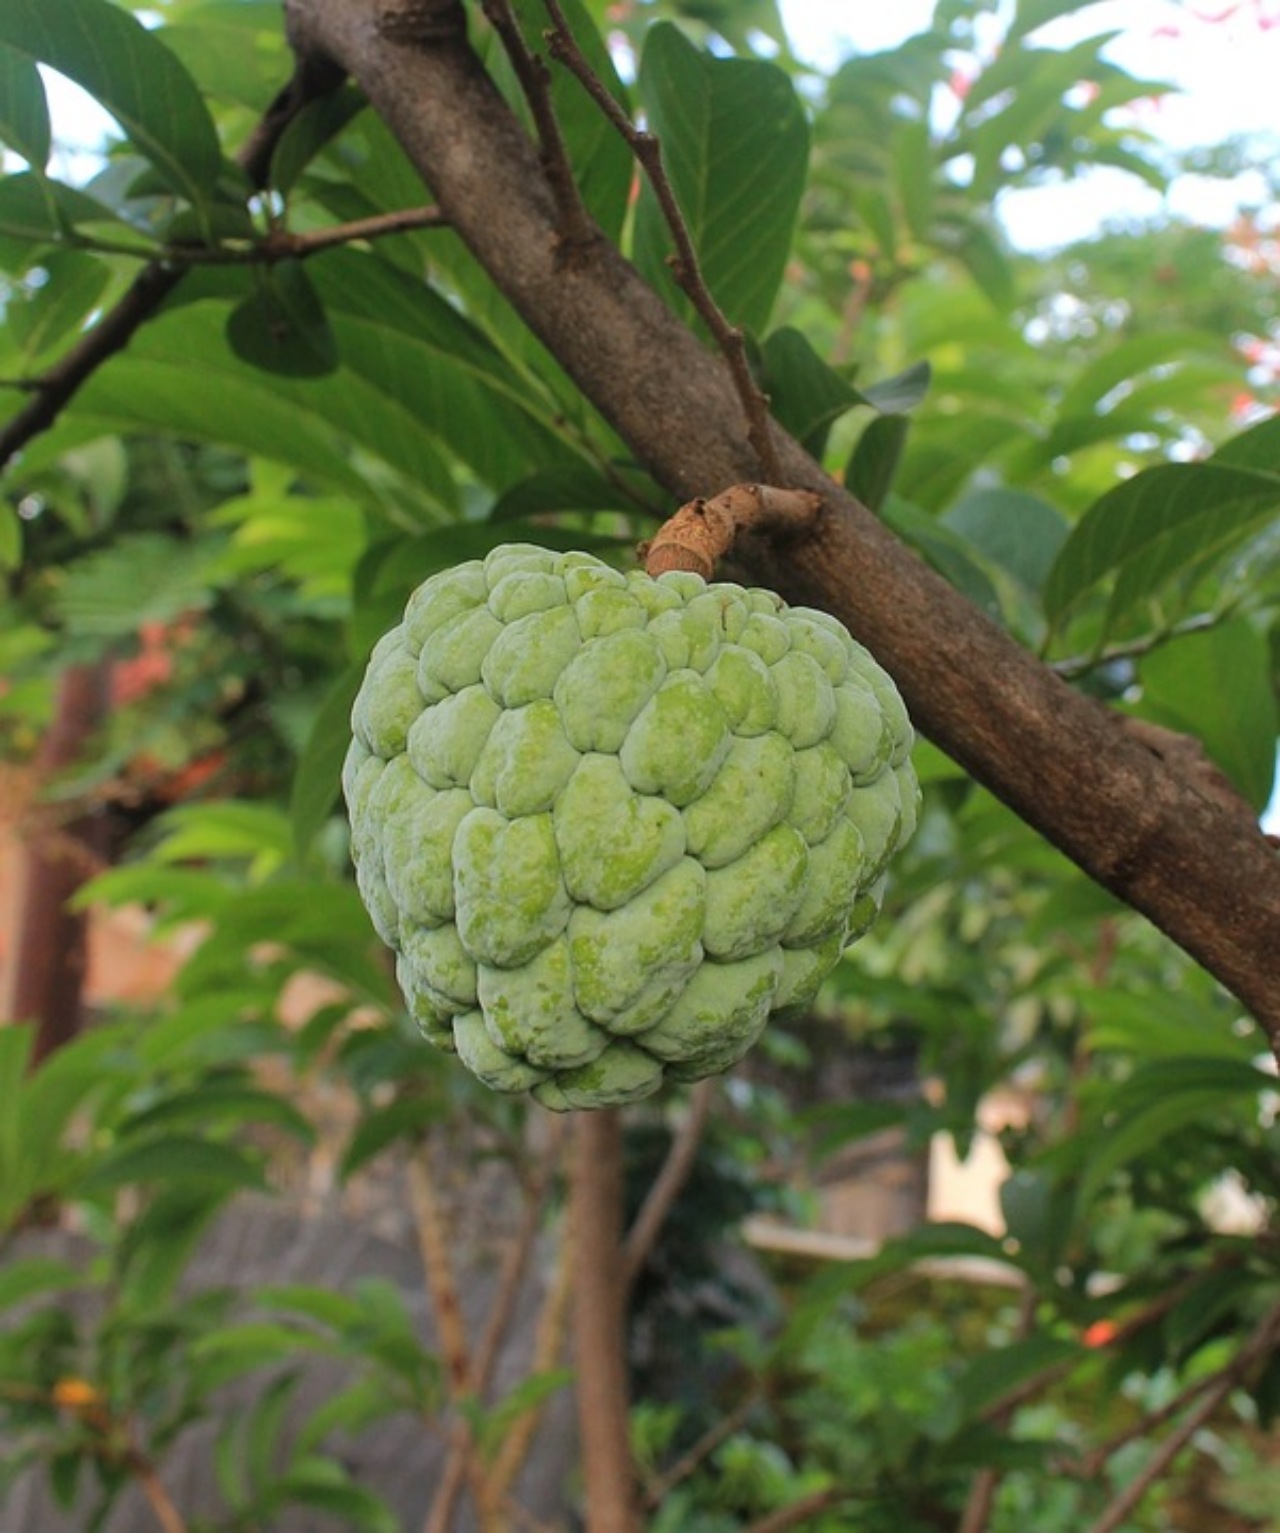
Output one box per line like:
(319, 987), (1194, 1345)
(569, 858), (705, 1029)
(639, 949), (781, 1067)
(345, 542), (920, 1107)
(844, 768), (903, 883)
(401, 919), (477, 1008)
(486, 569), (566, 623)
(477, 939), (608, 1070)
(418, 605), (504, 697)
(575, 585), (646, 638)
(354, 635), (422, 755)
(788, 741), (851, 846)
(683, 732), (794, 869)
(470, 700), (580, 817)
(554, 754), (685, 911)
(738, 611), (791, 665)
(480, 605), (582, 708)
(532, 1040), (666, 1111)
(401, 562), (488, 653)
(619, 671), (730, 805)
(829, 679), (893, 784)
(553, 628), (667, 753)
(454, 808), (570, 967)
(702, 823), (809, 961)
(406, 686), (501, 791)
(785, 612), (850, 684)
(397, 955), (459, 1051)
(705, 645), (778, 736)
(454, 1008), (551, 1092)
(783, 815), (866, 947)
(774, 931), (844, 1011)
(771, 650), (837, 749)
(376, 769), (473, 928)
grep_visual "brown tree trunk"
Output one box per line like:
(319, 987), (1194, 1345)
(5, 663), (112, 1064)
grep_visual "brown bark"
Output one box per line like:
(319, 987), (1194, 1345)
(5, 664), (112, 1062)
(278, 3), (1280, 1047)
(569, 1110), (640, 1533)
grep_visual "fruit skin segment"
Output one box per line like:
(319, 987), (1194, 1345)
(344, 543), (920, 1111)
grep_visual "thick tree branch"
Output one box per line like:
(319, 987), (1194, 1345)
(243, 3), (1280, 1048)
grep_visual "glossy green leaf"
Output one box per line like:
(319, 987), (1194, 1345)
(760, 327), (862, 455)
(0, 41), (50, 169)
(1137, 618), (1279, 812)
(227, 261), (341, 379)
(0, 0), (224, 211)
(635, 22), (809, 334)
(292, 662), (365, 859)
(1044, 461), (1280, 627)
(846, 414), (910, 513)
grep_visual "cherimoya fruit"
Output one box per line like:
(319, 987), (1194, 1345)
(343, 543), (919, 1111)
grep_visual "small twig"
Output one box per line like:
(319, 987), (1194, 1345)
(642, 483), (824, 579)
(622, 1079), (716, 1297)
(1081, 1307), (1280, 1533)
(743, 1486), (847, 1533)
(541, 0), (784, 482)
(959, 1288), (1037, 1533)
(0, 53), (344, 472)
(1049, 610), (1225, 679)
(482, 0), (595, 256)
(130, 1452), (191, 1533)
(641, 1392), (761, 1510)
(50, 206), (447, 267)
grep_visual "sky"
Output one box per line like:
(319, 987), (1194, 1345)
(779, 0), (1280, 249)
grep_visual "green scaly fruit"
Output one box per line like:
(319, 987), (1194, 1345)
(344, 543), (918, 1110)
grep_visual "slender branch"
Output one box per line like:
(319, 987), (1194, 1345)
(541, 0), (783, 483)
(1080, 1307), (1280, 1533)
(641, 1392), (761, 1510)
(621, 1079), (716, 1297)
(570, 1109), (641, 1533)
(482, 0), (595, 254)
(743, 1487), (847, 1533)
(642, 485), (823, 579)
(1050, 609), (1227, 679)
(48, 206), (448, 267)
(0, 54), (345, 473)
(130, 1453), (191, 1533)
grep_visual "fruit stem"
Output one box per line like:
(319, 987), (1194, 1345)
(642, 483), (823, 579)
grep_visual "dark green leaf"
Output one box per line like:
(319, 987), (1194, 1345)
(635, 23), (809, 334)
(489, 464), (659, 523)
(760, 328), (862, 456)
(0, 1256), (82, 1311)
(882, 498), (1002, 617)
(0, 0), (223, 212)
(846, 415), (910, 513)
(340, 1095), (443, 1179)
(860, 360), (932, 414)
(226, 262), (340, 379)
(270, 86), (366, 198)
(85, 1135), (266, 1192)
(0, 41), (50, 169)
(0, 170), (131, 245)
(941, 488), (1070, 598)
(1137, 618), (1279, 811)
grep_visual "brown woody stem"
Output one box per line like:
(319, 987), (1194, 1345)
(643, 485), (823, 579)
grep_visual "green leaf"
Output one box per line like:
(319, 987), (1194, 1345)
(635, 22), (809, 335)
(292, 663), (365, 860)
(8, 249), (111, 364)
(881, 498), (1002, 617)
(123, 1084), (315, 1144)
(489, 464), (659, 523)
(0, 169), (131, 245)
(226, 262), (340, 379)
(0, 41), (50, 169)
(952, 1335), (1082, 1420)
(1211, 411), (1280, 478)
(0, 1256), (81, 1311)
(1043, 461), (1280, 628)
(893, 117), (934, 243)
(269, 85), (366, 198)
(861, 360), (932, 414)
(55, 532), (219, 637)
(941, 488), (1070, 599)
(760, 328), (862, 456)
(340, 1095), (442, 1179)
(151, 802), (294, 878)
(1056, 329), (1232, 422)
(846, 415), (910, 513)
(0, 0), (224, 213)
(85, 1135), (266, 1192)
(0, 502), (20, 572)
(1136, 619), (1279, 812)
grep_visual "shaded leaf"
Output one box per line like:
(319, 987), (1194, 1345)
(846, 414), (910, 513)
(0, 41), (50, 169)
(861, 360), (932, 414)
(55, 532), (219, 636)
(226, 261), (341, 379)
(292, 663), (365, 859)
(85, 1135), (266, 1192)
(635, 23), (809, 335)
(941, 487), (1070, 598)
(760, 327), (862, 456)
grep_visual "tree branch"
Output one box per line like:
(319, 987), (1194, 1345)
(621, 1078), (716, 1297)
(0, 54), (345, 474)
(240, 1), (1280, 1051)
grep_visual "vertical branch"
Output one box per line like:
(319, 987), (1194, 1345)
(540, 0), (784, 483)
(5, 663), (113, 1064)
(621, 1078), (716, 1298)
(570, 1109), (641, 1533)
